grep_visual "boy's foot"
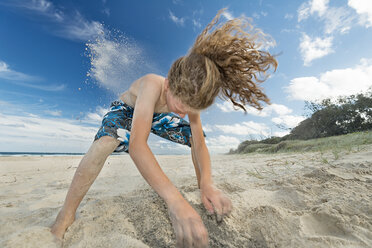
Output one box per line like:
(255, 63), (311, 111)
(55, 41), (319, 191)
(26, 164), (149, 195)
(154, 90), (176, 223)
(50, 212), (75, 240)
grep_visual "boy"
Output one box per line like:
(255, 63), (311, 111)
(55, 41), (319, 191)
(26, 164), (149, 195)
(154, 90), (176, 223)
(51, 8), (277, 248)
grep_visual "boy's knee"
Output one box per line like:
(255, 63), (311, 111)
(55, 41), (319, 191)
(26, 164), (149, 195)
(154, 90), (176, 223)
(95, 136), (119, 150)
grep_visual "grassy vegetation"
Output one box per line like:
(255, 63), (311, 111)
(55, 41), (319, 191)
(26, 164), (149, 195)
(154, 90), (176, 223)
(229, 130), (372, 154)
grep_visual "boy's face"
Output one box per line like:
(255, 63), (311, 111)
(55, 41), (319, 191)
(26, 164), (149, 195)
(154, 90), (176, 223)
(166, 90), (189, 118)
(164, 78), (197, 118)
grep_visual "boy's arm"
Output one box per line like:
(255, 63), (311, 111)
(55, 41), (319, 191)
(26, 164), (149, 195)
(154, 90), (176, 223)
(128, 74), (208, 247)
(188, 112), (212, 188)
(129, 74), (183, 204)
(189, 112), (233, 221)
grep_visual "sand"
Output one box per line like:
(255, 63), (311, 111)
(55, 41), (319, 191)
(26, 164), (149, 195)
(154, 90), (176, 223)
(1, 146), (372, 248)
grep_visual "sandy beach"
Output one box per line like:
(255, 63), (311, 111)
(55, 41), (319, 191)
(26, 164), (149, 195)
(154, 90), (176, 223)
(1, 146), (372, 247)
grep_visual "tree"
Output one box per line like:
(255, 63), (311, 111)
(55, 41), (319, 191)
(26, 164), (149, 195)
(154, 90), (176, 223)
(289, 88), (372, 140)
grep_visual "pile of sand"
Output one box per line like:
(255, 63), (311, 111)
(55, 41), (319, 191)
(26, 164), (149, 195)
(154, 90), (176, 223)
(1, 145), (371, 247)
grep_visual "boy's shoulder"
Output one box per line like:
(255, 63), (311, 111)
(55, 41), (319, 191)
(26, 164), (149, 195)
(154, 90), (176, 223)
(128, 74), (164, 95)
(129, 74), (166, 109)
(144, 73), (165, 81)
(135, 73), (164, 89)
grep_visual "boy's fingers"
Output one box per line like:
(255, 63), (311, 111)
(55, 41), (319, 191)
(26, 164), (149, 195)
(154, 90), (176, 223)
(191, 221), (208, 248)
(175, 224), (184, 247)
(183, 225), (193, 247)
(175, 236), (183, 247)
(216, 213), (223, 223)
(222, 197), (232, 215)
(211, 199), (223, 223)
(202, 196), (214, 214)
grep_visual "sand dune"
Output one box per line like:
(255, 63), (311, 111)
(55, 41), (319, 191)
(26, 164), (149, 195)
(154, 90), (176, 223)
(1, 146), (371, 247)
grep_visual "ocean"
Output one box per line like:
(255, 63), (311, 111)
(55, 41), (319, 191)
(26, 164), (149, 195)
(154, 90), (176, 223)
(0, 152), (128, 157)
(0, 152), (85, 157)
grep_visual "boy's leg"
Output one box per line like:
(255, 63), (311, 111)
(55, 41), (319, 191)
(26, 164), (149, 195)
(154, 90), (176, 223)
(51, 136), (120, 240)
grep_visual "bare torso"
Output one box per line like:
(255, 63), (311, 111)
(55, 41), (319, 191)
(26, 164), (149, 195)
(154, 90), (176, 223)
(119, 74), (169, 113)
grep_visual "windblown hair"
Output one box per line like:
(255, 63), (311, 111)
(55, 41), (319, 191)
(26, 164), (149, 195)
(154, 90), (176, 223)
(167, 8), (278, 112)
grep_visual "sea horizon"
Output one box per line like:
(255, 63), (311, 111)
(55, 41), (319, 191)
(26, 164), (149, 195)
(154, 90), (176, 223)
(0, 152), (193, 157)
(0, 152), (87, 157)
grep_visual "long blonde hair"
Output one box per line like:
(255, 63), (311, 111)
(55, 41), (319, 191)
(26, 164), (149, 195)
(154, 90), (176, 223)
(167, 8), (278, 112)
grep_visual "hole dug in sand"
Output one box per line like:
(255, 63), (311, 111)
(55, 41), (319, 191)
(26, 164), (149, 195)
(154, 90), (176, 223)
(63, 187), (295, 248)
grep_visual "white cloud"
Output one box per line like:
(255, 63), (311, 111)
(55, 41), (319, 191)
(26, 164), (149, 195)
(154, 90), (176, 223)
(284, 13), (294, 20)
(172, 0), (183, 5)
(222, 10), (234, 20)
(299, 34), (334, 66)
(348, 0), (372, 27)
(28, 0), (53, 12)
(215, 121), (270, 136)
(268, 104), (293, 116)
(167, 8), (236, 32)
(202, 124), (214, 132)
(298, 1), (354, 34)
(286, 58), (372, 101)
(150, 134), (238, 155)
(323, 7), (355, 34)
(0, 60), (65, 91)
(149, 141), (189, 154)
(8, 0), (103, 42)
(101, 0), (110, 16)
(86, 31), (159, 92)
(9, 81), (65, 91)
(169, 10), (185, 26)
(310, 0), (329, 17)
(259, 40), (277, 51)
(191, 9), (203, 30)
(215, 101), (292, 117)
(216, 101), (267, 116)
(286, 76), (329, 100)
(44, 110), (62, 116)
(298, 3), (311, 21)
(271, 115), (306, 128)
(296, 0), (357, 64)
(0, 102), (195, 154)
(0, 60), (40, 81)
(55, 12), (104, 41)
(273, 130), (290, 137)
(0, 101), (247, 154)
(20, 0), (64, 22)
(205, 135), (241, 154)
(252, 12), (267, 20)
(216, 101), (245, 113)
(82, 106), (109, 125)
(253, 13), (260, 20)
(0, 112), (97, 153)
(298, 0), (330, 21)
(192, 19), (202, 29)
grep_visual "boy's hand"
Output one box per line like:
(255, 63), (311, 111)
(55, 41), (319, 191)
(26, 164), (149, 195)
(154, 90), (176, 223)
(168, 198), (209, 248)
(200, 184), (232, 222)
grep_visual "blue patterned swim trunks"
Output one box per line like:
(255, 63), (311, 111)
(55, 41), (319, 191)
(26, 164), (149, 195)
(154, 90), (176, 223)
(94, 100), (206, 153)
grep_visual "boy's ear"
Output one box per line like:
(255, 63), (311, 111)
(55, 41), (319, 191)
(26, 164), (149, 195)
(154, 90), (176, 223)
(164, 78), (169, 89)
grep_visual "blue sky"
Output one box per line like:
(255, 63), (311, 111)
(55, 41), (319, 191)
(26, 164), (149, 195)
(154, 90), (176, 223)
(1, 0), (372, 154)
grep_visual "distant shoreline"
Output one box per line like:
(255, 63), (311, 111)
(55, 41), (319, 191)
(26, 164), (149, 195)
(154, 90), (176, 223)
(0, 152), (85, 157)
(0, 152), (192, 157)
